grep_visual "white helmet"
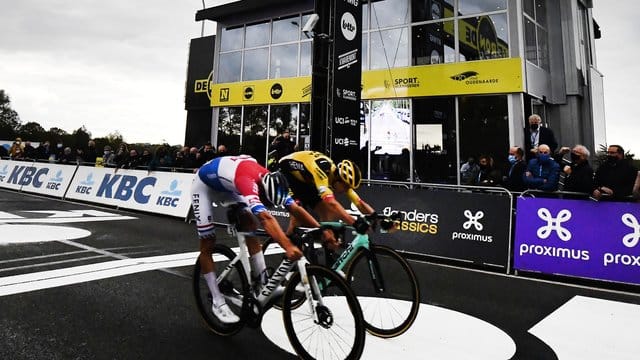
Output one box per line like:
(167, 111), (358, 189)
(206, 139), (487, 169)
(261, 171), (289, 207)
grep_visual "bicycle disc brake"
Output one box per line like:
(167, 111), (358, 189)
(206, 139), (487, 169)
(245, 297), (263, 328)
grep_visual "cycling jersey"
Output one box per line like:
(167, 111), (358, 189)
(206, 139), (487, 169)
(279, 151), (361, 206)
(192, 155), (294, 238)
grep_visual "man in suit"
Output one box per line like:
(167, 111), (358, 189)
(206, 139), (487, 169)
(524, 114), (558, 161)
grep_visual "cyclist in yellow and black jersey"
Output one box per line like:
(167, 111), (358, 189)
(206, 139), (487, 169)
(278, 151), (375, 235)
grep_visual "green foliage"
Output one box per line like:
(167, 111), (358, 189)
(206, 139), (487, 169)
(0, 90), (20, 139)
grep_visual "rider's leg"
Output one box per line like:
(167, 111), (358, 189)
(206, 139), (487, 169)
(239, 211), (267, 282)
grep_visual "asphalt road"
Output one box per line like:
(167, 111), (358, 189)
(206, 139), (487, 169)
(1, 188), (639, 360)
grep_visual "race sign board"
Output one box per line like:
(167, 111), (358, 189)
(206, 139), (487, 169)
(348, 185), (512, 268)
(0, 159), (76, 197)
(66, 167), (194, 218)
(514, 197), (640, 285)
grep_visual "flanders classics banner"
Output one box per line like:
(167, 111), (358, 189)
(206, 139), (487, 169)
(330, 0), (362, 161)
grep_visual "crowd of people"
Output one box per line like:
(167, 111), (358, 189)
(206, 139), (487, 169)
(0, 137), (232, 172)
(462, 114), (640, 202)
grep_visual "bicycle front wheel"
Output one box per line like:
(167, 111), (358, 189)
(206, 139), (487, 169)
(346, 245), (420, 338)
(282, 265), (365, 360)
(193, 244), (249, 336)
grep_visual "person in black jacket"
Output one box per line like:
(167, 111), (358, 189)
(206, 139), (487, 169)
(592, 145), (637, 201)
(524, 114), (558, 161)
(504, 146), (527, 192)
(561, 145), (594, 194)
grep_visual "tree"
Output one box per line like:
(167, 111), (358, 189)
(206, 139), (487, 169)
(0, 90), (21, 139)
(19, 122), (47, 142)
(72, 125), (92, 149)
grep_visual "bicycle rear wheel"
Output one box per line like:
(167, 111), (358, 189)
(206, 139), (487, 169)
(345, 245), (420, 338)
(282, 265), (365, 360)
(193, 244), (249, 336)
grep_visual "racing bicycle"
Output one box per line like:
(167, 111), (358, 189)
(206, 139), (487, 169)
(193, 205), (366, 360)
(263, 213), (420, 338)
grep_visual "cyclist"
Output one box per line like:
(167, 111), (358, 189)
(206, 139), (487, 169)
(191, 154), (332, 323)
(278, 151), (375, 234)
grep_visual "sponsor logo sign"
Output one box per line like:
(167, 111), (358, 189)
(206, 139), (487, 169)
(0, 159), (74, 196)
(514, 198), (640, 285)
(66, 167), (193, 218)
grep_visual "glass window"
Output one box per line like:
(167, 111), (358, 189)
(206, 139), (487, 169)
(537, 26), (549, 71)
(458, 95), (508, 184)
(245, 22), (270, 48)
(218, 107), (242, 154)
(412, 0), (454, 22)
(218, 52), (242, 83)
(370, 28), (409, 69)
(458, 0), (507, 17)
(523, 0), (535, 17)
(220, 26), (243, 52)
(412, 97), (457, 184)
(362, 1), (369, 31)
(458, 14), (508, 61)
(242, 106), (268, 164)
(412, 21), (454, 65)
(371, 0), (410, 28)
(524, 17), (538, 66)
(299, 103), (311, 150)
(269, 104), (298, 143)
(535, 0), (547, 27)
(243, 48), (269, 81)
(272, 16), (300, 44)
(362, 34), (369, 70)
(270, 44), (298, 78)
(299, 41), (312, 76)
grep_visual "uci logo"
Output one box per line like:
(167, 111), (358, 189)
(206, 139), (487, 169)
(340, 12), (357, 41)
(537, 208), (572, 241)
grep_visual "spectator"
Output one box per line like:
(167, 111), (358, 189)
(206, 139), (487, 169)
(54, 141), (64, 160)
(460, 157), (480, 185)
(561, 145), (594, 194)
(113, 143), (129, 168)
(75, 148), (85, 164)
(85, 140), (98, 164)
(523, 144), (561, 191)
(632, 171), (640, 201)
(190, 146), (203, 168)
(475, 155), (502, 186)
(199, 142), (216, 164)
(9, 140), (24, 160)
(138, 148), (153, 168)
(103, 145), (117, 167)
(120, 149), (141, 169)
(58, 147), (76, 165)
(269, 129), (296, 162)
(524, 114), (558, 161)
(504, 146), (527, 192)
(174, 146), (188, 168)
(36, 141), (54, 161)
(216, 144), (228, 157)
(0, 144), (8, 158)
(149, 145), (173, 171)
(23, 141), (37, 160)
(592, 145), (637, 201)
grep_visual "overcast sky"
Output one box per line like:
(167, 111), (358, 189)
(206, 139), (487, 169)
(0, 1), (636, 152)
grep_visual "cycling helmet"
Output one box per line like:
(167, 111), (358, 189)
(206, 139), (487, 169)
(261, 171), (289, 207)
(336, 159), (362, 189)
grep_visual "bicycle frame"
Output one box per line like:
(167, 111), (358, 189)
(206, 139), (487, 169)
(216, 224), (322, 321)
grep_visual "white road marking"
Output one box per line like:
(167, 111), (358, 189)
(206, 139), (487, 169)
(0, 216), (136, 224)
(261, 299), (517, 360)
(529, 295), (640, 360)
(0, 225), (91, 244)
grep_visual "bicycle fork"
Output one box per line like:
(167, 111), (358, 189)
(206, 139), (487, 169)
(297, 258), (324, 324)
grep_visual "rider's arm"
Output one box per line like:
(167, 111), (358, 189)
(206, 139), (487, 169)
(346, 188), (375, 216)
(287, 200), (339, 249)
(256, 210), (302, 260)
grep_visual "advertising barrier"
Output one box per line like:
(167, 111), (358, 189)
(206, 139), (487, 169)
(514, 197), (640, 285)
(65, 167), (194, 218)
(0, 159), (76, 197)
(350, 185), (512, 268)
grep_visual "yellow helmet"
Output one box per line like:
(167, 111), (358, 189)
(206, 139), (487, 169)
(336, 159), (362, 189)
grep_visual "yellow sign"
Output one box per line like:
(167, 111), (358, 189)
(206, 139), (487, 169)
(210, 77), (312, 106)
(362, 57), (522, 99)
(210, 58), (522, 106)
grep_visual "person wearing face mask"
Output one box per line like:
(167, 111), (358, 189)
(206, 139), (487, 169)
(475, 155), (502, 186)
(102, 145), (117, 167)
(504, 146), (527, 192)
(524, 114), (558, 161)
(561, 145), (594, 195)
(523, 143), (560, 191)
(592, 145), (637, 201)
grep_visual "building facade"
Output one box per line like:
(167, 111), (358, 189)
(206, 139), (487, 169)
(192, 0), (603, 185)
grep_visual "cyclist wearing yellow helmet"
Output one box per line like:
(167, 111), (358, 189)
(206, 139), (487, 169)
(278, 151), (375, 235)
